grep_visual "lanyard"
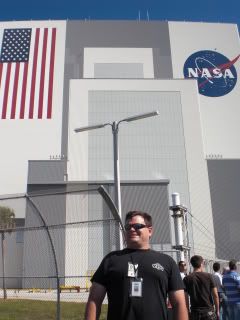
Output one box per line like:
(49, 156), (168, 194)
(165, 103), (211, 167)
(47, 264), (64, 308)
(129, 251), (146, 278)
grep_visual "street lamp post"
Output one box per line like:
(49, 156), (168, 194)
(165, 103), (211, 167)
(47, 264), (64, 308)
(74, 110), (159, 249)
(112, 121), (122, 230)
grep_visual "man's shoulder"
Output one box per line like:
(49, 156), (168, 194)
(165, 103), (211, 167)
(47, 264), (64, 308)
(147, 250), (178, 264)
(212, 274), (222, 289)
(223, 272), (230, 280)
(184, 273), (194, 281)
(103, 248), (152, 259)
(214, 272), (222, 279)
(203, 272), (214, 278)
(148, 249), (175, 259)
(223, 271), (240, 281)
(101, 249), (126, 262)
(184, 272), (213, 281)
(230, 271), (240, 282)
(104, 248), (177, 265)
(232, 271), (240, 277)
(212, 273), (221, 282)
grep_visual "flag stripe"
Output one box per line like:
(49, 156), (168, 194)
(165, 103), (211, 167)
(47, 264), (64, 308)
(38, 28), (48, 119)
(19, 63), (29, 119)
(0, 63), (3, 87)
(11, 62), (20, 119)
(2, 64), (11, 119)
(6, 62), (16, 119)
(29, 28), (40, 119)
(47, 28), (56, 119)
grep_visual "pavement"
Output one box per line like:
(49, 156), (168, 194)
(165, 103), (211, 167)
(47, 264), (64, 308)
(1, 289), (108, 303)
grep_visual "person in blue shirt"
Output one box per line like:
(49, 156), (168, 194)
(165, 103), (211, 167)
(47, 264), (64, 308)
(222, 259), (240, 320)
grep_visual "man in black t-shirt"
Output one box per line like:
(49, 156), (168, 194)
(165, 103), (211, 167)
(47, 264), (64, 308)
(184, 255), (219, 320)
(84, 210), (188, 320)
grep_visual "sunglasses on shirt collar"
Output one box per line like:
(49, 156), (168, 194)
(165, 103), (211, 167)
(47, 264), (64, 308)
(124, 223), (149, 231)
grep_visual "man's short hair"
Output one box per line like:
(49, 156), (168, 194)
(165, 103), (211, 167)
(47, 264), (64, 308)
(190, 255), (203, 268)
(229, 259), (237, 270)
(213, 262), (221, 272)
(125, 211), (152, 227)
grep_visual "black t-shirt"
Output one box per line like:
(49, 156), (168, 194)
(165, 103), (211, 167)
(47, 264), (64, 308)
(91, 248), (184, 320)
(183, 272), (216, 312)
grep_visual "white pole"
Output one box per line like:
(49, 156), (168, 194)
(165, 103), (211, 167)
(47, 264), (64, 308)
(112, 122), (124, 250)
(171, 193), (184, 261)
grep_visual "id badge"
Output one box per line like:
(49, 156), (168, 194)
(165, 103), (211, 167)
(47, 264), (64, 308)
(129, 278), (143, 297)
(127, 262), (138, 278)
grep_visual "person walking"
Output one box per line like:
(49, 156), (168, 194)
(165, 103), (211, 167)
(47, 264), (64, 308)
(222, 259), (240, 320)
(184, 255), (219, 320)
(84, 210), (188, 320)
(212, 262), (228, 320)
(179, 260), (188, 280)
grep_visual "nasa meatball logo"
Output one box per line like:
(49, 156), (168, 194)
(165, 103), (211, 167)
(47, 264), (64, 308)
(183, 50), (240, 97)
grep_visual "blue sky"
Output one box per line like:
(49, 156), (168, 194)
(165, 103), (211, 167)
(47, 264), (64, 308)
(0, 0), (240, 29)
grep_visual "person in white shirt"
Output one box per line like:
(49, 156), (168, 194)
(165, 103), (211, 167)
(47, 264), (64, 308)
(213, 262), (222, 285)
(213, 262), (228, 320)
(178, 261), (187, 280)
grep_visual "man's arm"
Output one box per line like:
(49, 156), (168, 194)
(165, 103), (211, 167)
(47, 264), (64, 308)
(211, 287), (220, 319)
(184, 291), (190, 313)
(168, 289), (189, 320)
(235, 274), (240, 292)
(84, 282), (106, 320)
(182, 278), (190, 313)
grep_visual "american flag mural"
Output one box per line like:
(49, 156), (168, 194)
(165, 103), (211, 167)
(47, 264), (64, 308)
(0, 27), (56, 119)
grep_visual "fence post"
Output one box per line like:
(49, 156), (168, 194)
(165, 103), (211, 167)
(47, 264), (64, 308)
(98, 185), (126, 248)
(1, 231), (7, 299)
(26, 195), (61, 320)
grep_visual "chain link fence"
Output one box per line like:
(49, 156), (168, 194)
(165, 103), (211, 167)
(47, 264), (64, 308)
(0, 187), (124, 319)
(0, 218), (119, 319)
(1, 187), (239, 319)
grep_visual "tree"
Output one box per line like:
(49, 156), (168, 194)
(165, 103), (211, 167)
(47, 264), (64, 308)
(0, 206), (15, 299)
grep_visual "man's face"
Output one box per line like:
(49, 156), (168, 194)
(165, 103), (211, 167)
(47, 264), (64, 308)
(179, 263), (187, 273)
(125, 215), (152, 249)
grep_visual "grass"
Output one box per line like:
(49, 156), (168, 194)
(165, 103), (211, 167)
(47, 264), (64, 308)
(0, 299), (108, 320)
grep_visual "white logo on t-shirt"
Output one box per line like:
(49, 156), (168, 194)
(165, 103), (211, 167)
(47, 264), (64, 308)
(152, 263), (164, 271)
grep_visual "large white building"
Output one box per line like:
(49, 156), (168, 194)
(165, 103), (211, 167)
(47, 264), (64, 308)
(0, 20), (240, 288)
